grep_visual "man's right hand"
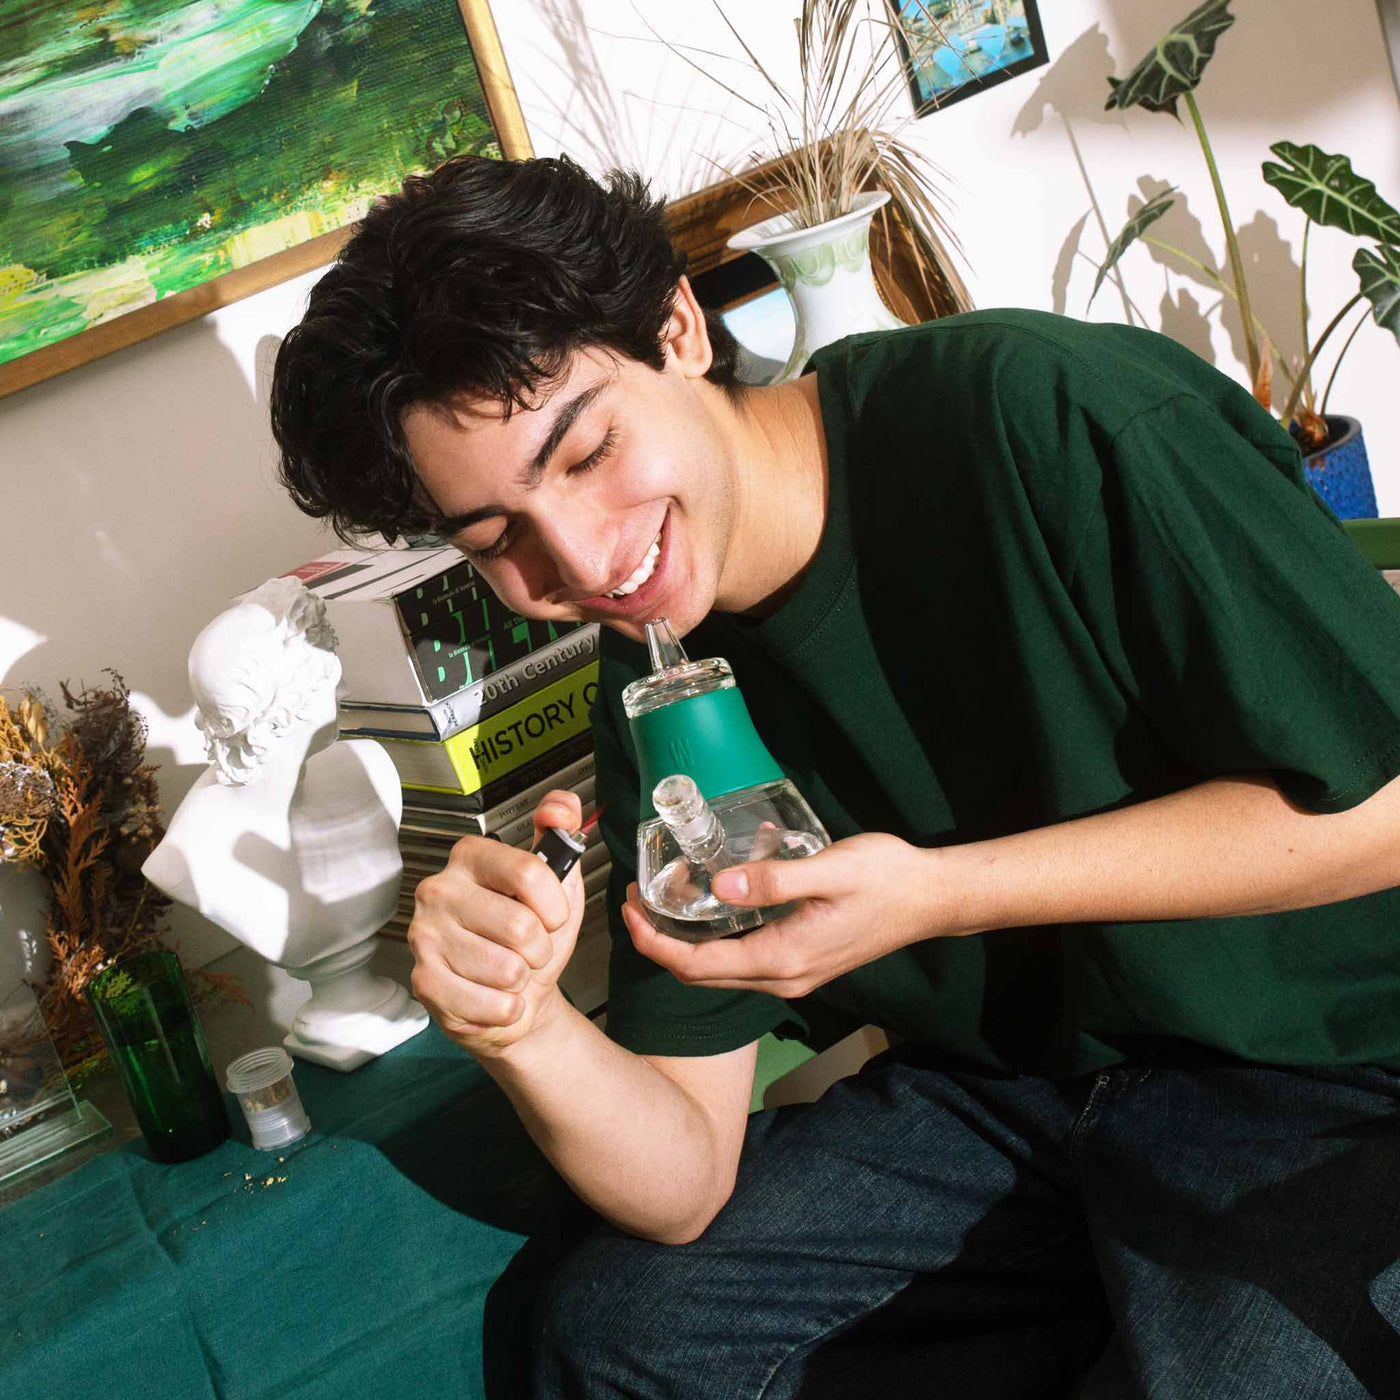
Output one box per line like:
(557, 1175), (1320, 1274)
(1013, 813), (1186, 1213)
(407, 789), (586, 1057)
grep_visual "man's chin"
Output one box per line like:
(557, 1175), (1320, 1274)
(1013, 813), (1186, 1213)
(597, 616), (656, 644)
(597, 608), (706, 645)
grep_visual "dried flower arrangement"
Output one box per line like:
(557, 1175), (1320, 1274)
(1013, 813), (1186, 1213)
(0, 671), (245, 1083)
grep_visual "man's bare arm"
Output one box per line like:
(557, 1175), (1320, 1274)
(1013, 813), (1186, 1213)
(408, 789), (758, 1246)
(951, 769), (1400, 933)
(477, 997), (757, 1245)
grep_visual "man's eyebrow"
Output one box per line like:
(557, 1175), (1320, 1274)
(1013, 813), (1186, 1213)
(432, 381), (608, 537)
(523, 381), (608, 485)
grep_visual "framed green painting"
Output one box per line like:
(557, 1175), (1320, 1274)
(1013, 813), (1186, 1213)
(0, 0), (531, 396)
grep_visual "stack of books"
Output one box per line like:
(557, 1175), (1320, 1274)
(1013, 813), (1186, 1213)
(281, 543), (613, 1015)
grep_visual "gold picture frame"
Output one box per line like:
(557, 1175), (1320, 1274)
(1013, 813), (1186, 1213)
(0, 0), (532, 399)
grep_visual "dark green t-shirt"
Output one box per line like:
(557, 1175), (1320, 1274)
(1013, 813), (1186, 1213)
(589, 310), (1400, 1075)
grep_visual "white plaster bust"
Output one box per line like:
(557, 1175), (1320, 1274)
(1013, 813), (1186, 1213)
(143, 576), (426, 1071)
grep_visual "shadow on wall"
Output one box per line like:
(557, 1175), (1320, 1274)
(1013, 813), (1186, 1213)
(1135, 179), (1302, 378)
(531, 0), (648, 174)
(1012, 20), (1306, 387)
(255, 333), (285, 421)
(1, 314), (332, 960)
(1012, 25), (1131, 322)
(526, 0), (752, 197)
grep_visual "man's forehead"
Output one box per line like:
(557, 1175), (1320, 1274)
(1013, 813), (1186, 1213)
(427, 352), (619, 433)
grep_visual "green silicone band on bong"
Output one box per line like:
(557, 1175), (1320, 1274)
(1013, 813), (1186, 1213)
(630, 688), (784, 818)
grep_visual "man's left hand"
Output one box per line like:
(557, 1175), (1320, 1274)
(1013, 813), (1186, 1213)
(622, 832), (956, 997)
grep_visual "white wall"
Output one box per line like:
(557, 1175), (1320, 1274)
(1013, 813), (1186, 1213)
(4, 0), (1398, 980)
(0, 274), (334, 977)
(501, 0), (1400, 487)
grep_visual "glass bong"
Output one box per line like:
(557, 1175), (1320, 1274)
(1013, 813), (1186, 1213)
(623, 619), (830, 942)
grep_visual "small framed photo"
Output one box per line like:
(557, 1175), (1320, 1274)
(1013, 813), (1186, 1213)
(890, 0), (1050, 117)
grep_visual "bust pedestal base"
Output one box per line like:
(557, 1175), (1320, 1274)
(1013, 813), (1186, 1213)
(284, 940), (429, 1072)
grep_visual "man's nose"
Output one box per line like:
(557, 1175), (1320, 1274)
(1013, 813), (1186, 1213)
(533, 511), (612, 601)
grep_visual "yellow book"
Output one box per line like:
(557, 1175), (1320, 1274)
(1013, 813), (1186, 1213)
(378, 661), (599, 796)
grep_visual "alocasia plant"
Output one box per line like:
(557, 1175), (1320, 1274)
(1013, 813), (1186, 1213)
(1091, 0), (1400, 450)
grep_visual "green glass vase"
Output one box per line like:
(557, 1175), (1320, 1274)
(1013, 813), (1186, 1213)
(86, 950), (230, 1163)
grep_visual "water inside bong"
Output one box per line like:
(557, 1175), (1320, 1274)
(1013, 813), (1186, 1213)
(643, 826), (825, 927)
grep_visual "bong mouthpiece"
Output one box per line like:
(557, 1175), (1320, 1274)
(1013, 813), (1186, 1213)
(644, 618), (688, 672)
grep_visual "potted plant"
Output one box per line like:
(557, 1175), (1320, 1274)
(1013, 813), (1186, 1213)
(649, 0), (972, 379)
(1088, 0), (1400, 520)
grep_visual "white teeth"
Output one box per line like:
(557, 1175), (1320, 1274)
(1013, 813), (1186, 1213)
(606, 528), (663, 598)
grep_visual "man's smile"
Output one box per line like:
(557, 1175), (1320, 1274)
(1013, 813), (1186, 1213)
(604, 524), (663, 597)
(576, 510), (674, 621)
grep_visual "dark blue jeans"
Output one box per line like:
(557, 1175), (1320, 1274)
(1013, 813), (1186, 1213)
(533, 1041), (1400, 1398)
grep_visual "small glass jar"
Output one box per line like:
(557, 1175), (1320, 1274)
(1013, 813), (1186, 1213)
(225, 1047), (310, 1151)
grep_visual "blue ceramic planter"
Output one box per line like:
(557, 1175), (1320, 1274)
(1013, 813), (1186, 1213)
(1293, 415), (1377, 520)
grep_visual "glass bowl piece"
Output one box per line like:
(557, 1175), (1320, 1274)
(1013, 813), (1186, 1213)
(652, 773), (733, 868)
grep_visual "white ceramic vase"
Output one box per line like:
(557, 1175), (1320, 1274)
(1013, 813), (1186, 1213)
(727, 188), (904, 383)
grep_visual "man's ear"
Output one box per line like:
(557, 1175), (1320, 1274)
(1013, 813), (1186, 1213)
(661, 275), (714, 379)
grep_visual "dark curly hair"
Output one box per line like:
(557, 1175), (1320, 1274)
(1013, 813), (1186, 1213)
(270, 155), (743, 544)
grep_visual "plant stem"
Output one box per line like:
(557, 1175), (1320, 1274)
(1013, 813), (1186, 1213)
(1320, 303), (1372, 417)
(1063, 115), (1136, 327)
(1073, 249), (1151, 329)
(1185, 91), (1261, 387)
(1280, 292), (1365, 425)
(1142, 237), (1297, 394)
(1299, 218), (1315, 415)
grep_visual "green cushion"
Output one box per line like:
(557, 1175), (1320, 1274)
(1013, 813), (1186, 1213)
(750, 1032), (817, 1112)
(1343, 517), (1400, 568)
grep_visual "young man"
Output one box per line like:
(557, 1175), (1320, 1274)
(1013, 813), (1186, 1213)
(271, 155), (1400, 1397)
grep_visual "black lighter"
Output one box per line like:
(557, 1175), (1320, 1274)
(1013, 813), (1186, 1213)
(532, 805), (603, 882)
(533, 826), (588, 882)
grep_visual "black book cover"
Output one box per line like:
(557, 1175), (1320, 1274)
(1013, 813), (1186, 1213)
(395, 558), (581, 701)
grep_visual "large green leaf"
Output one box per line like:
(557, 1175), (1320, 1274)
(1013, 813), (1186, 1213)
(1105, 0), (1236, 116)
(1090, 190), (1177, 307)
(1355, 247), (1400, 343)
(1262, 143), (1400, 245)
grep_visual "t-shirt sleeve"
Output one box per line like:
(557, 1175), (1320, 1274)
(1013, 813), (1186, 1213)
(589, 668), (798, 1056)
(1069, 393), (1400, 813)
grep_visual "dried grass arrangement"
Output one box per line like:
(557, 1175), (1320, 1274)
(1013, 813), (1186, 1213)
(0, 672), (245, 1082)
(652, 0), (972, 316)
